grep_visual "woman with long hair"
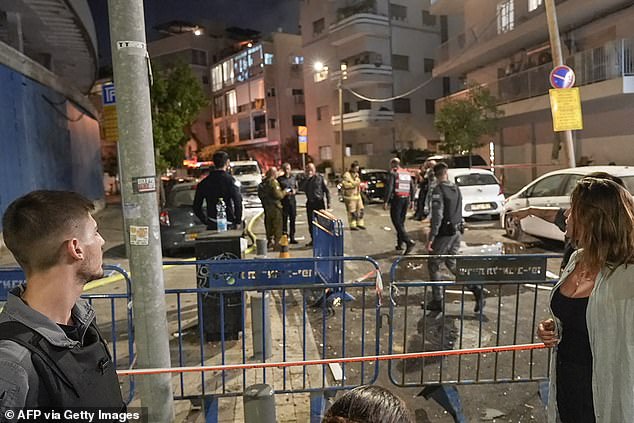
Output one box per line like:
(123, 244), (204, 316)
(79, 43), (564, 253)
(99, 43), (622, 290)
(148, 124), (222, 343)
(538, 176), (634, 422)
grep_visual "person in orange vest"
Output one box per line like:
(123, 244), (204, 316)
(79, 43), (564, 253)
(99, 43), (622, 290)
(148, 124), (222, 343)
(384, 157), (416, 255)
(341, 161), (365, 230)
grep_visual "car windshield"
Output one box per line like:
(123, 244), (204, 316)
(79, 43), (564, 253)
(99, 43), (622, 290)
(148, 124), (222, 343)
(621, 176), (634, 194)
(451, 156), (488, 167)
(232, 165), (259, 175)
(362, 172), (388, 181)
(454, 173), (499, 186)
(168, 187), (195, 207)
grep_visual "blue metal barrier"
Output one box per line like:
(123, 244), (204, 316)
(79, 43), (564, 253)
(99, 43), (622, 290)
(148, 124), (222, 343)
(387, 253), (561, 423)
(161, 256), (382, 422)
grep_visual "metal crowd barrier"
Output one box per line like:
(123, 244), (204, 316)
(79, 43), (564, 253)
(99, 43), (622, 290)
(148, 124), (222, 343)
(387, 253), (561, 422)
(159, 256), (382, 421)
(0, 264), (136, 404)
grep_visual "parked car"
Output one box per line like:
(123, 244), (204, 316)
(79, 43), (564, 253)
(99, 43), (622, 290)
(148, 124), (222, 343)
(159, 182), (206, 255)
(501, 166), (634, 241)
(447, 168), (505, 218)
(337, 168), (389, 204)
(230, 160), (262, 207)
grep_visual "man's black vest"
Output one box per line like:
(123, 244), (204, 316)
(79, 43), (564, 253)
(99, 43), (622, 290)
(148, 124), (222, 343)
(0, 320), (125, 409)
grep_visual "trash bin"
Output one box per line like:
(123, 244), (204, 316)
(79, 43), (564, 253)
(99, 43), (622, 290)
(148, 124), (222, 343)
(195, 230), (243, 342)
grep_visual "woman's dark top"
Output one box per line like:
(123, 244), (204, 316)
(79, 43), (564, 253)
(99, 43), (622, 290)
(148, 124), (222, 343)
(551, 288), (592, 364)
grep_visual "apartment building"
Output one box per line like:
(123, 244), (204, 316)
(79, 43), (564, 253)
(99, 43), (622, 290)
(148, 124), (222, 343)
(147, 22), (256, 155)
(300, 0), (449, 171)
(209, 32), (305, 168)
(431, 0), (634, 191)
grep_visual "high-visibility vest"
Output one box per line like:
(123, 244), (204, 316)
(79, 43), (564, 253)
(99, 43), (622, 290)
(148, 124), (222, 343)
(395, 169), (412, 197)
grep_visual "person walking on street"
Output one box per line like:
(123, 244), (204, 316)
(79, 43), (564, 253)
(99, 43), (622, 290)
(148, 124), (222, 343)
(341, 161), (366, 230)
(425, 162), (484, 313)
(193, 150), (243, 230)
(413, 160), (437, 220)
(260, 167), (287, 250)
(277, 163), (298, 244)
(0, 191), (125, 412)
(384, 158), (416, 255)
(304, 163), (331, 247)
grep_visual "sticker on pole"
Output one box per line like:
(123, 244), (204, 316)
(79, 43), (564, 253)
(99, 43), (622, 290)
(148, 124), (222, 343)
(549, 65), (575, 89)
(129, 225), (150, 246)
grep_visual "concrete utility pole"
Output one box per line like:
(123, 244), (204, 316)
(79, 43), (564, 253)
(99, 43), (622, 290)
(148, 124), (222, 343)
(544, 0), (576, 168)
(339, 62), (347, 174)
(107, 1), (175, 421)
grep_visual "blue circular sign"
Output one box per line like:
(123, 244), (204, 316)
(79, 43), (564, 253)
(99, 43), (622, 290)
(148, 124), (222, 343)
(550, 65), (575, 89)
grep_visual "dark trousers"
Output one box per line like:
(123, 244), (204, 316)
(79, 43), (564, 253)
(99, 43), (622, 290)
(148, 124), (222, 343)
(556, 358), (595, 423)
(282, 197), (297, 240)
(306, 199), (325, 240)
(390, 196), (411, 247)
(428, 233), (482, 301)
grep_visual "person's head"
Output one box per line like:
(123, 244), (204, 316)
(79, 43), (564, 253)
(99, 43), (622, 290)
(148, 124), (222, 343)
(425, 159), (437, 170)
(567, 175), (634, 271)
(212, 151), (230, 170)
(322, 385), (414, 423)
(2, 190), (105, 282)
(390, 158), (400, 170)
(433, 162), (449, 181)
(265, 167), (278, 179)
(350, 161), (360, 173)
(306, 162), (316, 177)
(282, 162), (291, 175)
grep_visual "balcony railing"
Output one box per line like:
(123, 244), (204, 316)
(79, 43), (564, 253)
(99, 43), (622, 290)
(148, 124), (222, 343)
(336, 0), (378, 22)
(442, 38), (634, 107)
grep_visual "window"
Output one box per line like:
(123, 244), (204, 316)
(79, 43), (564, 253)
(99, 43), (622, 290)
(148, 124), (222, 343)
(389, 3), (407, 21)
(497, 0), (514, 34)
(528, 0), (543, 12)
(425, 99), (435, 114)
(320, 146), (333, 160)
(238, 117), (251, 141)
(191, 49), (207, 66)
(313, 18), (325, 36)
(392, 54), (409, 71)
(264, 53), (275, 65)
(562, 174), (585, 195)
(455, 173), (499, 186)
(267, 87), (276, 97)
(290, 55), (304, 65)
(422, 10), (437, 26)
(424, 58), (434, 73)
(202, 75), (209, 85)
(292, 115), (306, 126)
(269, 118), (277, 129)
(213, 96), (224, 118)
(253, 114), (266, 138)
(361, 143), (374, 155)
(222, 59), (234, 86)
(316, 106), (328, 121)
(394, 98), (411, 113)
(226, 90), (237, 115)
(343, 102), (352, 114)
(357, 100), (371, 110)
(211, 65), (223, 92)
(526, 175), (567, 197)
(292, 89), (304, 104)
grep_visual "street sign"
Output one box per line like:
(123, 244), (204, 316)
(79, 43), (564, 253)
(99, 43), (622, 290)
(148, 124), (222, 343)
(0, 268), (25, 301)
(298, 125), (307, 137)
(101, 83), (119, 142)
(456, 256), (546, 283)
(549, 88), (584, 131)
(549, 65), (575, 89)
(298, 126), (308, 154)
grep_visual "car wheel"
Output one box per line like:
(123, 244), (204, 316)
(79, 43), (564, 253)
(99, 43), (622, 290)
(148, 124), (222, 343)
(505, 215), (523, 240)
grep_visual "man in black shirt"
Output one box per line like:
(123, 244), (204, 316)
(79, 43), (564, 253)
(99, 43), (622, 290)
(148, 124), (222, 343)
(277, 163), (298, 244)
(193, 151), (243, 230)
(304, 163), (330, 247)
(384, 158), (416, 255)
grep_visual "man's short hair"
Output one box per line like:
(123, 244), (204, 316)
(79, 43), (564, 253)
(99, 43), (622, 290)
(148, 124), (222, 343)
(2, 190), (94, 273)
(433, 162), (449, 178)
(390, 158), (400, 168)
(212, 151), (229, 168)
(351, 161), (360, 169)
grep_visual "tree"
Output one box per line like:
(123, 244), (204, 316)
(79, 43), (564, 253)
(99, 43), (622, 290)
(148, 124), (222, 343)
(151, 62), (208, 171)
(434, 84), (503, 155)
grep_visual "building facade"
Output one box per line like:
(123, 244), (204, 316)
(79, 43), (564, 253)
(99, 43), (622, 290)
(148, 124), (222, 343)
(432, 0), (634, 192)
(209, 32), (306, 168)
(300, 0), (449, 172)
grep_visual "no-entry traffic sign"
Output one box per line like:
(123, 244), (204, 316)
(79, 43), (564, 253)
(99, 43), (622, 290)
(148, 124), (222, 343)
(550, 65), (575, 89)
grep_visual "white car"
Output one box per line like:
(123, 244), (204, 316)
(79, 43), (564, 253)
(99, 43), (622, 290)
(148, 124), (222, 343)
(501, 166), (634, 241)
(230, 160), (263, 207)
(446, 168), (505, 218)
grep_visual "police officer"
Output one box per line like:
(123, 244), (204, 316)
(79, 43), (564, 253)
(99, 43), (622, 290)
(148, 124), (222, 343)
(384, 157), (416, 255)
(341, 161), (365, 230)
(193, 151), (243, 230)
(425, 162), (484, 312)
(304, 163), (331, 247)
(277, 163), (298, 244)
(261, 167), (287, 250)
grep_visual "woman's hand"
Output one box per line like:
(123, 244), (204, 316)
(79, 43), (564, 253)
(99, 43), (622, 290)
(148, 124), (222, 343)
(537, 319), (559, 348)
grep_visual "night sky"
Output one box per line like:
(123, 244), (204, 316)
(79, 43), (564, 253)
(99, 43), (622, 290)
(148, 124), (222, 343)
(88, 0), (300, 67)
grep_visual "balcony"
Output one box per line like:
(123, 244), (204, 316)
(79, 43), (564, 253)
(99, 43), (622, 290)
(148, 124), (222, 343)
(330, 64), (393, 88)
(329, 13), (389, 47)
(433, 0), (633, 76)
(331, 109), (394, 131)
(430, 0), (463, 15)
(437, 38), (634, 115)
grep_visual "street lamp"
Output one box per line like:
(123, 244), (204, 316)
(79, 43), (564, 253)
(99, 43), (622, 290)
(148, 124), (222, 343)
(338, 62), (348, 174)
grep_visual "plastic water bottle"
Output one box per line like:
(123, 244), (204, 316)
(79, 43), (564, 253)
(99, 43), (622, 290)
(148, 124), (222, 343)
(216, 198), (227, 232)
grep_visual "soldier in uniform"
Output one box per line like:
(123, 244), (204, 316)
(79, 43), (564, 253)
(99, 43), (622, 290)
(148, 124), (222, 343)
(425, 162), (484, 312)
(384, 158), (416, 255)
(341, 161), (366, 230)
(260, 167), (287, 250)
